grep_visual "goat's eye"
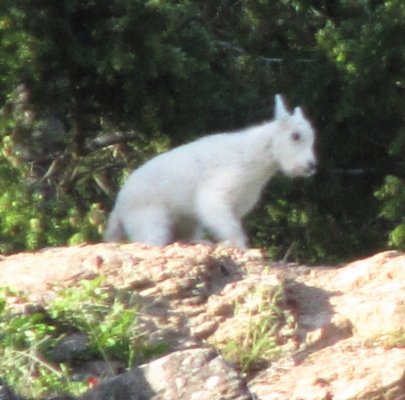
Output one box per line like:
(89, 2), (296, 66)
(292, 132), (301, 142)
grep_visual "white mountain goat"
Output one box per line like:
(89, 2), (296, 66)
(104, 94), (317, 248)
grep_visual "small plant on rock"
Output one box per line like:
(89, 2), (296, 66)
(0, 287), (86, 398)
(365, 329), (405, 349)
(49, 277), (142, 367)
(217, 284), (296, 377)
(0, 278), (167, 399)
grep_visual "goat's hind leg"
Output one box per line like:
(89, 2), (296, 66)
(122, 207), (172, 246)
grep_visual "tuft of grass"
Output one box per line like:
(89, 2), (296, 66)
(217, 284), (296, 377)
(0, 278), (167, 399)
(49, 277), (141, 368)
(365, 329), (405, 349)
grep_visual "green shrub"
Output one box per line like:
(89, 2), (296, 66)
(375, 175), (405, 250)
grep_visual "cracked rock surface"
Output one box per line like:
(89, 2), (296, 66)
(1, 244), (405, 399)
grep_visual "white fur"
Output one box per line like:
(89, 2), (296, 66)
(104, 94), (316, 248)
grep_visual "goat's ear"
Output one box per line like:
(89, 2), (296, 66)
(293, 106), (305, 119)
(274, 94), (290, 119)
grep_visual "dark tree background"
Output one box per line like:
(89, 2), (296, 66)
(0, 0), (404, 263)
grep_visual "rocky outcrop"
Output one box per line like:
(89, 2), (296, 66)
(251, 251), (405, 399)
(81, 348), (252, 400)
(0, 244), (405, 399)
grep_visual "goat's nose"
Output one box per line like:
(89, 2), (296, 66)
(307, 161), (317, 175)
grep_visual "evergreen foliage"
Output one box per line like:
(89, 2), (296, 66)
(0, 0), (404, 262)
